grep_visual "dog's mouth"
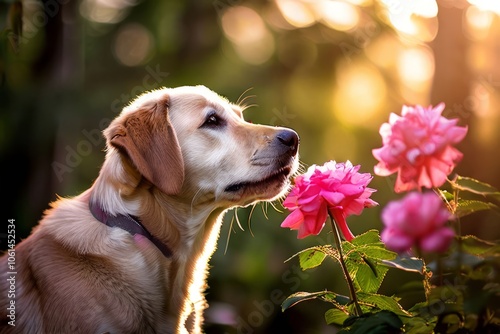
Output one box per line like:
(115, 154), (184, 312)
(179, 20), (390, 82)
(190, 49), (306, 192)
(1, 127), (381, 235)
(224, 166), (293, 194)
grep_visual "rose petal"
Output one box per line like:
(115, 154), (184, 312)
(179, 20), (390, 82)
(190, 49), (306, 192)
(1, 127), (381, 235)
(281, 160), (376, 240)
(373, 103), (467, 192)
(330, 208), (355, 241)
(381, 192), (453, 253)
(281, 209), (304, 229)
(419, 227), (455, 253)
(381, 227), (414, 253)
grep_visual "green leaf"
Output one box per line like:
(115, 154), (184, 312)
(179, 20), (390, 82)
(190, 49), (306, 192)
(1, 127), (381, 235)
(358, 293), (411, 317)
(281, 291), (351, 312)
(325, 308), (350, 326)
(452, 176), (500, 202)
(362, 257), (379, 277)
(340, 311), (404, 334)
(298, 247), (327, 270)
(320, 291), (352, 306)
(285, 246), (336, 270)
(460, 235), (500, 256)
(454, 199), (499, 218)
(351, 229), (383, 246)
(437, 189), (454, 202)
(404, 316), (435, 334)
(341, 230), (397, 294)
(352, 261), (389, 294)
(281, 291), (326, 311)
(359, 246), (397, 261)
(436, 189), (455, 212)
(380, 255), (425, 274)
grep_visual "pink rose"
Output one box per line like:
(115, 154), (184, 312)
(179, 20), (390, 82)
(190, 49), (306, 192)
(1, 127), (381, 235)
(381, 192), (454, 253)
(372, 103), (468, 193)
(281, 161), (378, 240)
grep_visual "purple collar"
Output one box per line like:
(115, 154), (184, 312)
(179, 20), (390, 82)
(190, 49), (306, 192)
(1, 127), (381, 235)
(89, 201), (173, 258)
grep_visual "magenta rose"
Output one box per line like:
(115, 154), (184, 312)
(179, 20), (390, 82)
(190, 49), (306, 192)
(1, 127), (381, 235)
(372, 103), (468, 193)
(281, 161), (378, 240)
(381, 192), (454, 253)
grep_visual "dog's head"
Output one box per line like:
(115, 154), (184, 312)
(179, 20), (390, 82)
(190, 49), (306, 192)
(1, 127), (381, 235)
(104, 85), (299, 209)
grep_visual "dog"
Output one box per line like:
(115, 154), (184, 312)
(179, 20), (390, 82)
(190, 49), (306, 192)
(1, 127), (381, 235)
(0, 86), (299, 333)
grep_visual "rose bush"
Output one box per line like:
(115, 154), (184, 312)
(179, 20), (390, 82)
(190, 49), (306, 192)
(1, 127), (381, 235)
(280, 103), (500, 334)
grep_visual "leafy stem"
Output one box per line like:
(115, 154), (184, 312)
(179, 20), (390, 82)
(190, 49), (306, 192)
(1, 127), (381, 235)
(328, 212), (363, 317)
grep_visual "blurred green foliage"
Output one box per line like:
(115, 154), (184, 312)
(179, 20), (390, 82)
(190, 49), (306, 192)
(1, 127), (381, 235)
(1, 1), (499, 333)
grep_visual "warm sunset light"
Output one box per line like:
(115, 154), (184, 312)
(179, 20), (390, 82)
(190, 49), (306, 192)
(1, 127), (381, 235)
(222, 6), (275, 64)
(316, 0), (360, 32)
(275, 0), (316, 28)
(332, 63), (386, 126)
(3, 1), (500, 333)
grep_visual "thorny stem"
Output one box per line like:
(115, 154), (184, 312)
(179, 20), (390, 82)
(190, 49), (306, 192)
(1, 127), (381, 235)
(329, 213), (363, 317)
(435, 183), (462, 286)
(451, 185), (464, 284)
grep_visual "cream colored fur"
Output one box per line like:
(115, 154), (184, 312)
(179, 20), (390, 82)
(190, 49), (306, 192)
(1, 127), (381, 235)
(0, 86), (299, 333)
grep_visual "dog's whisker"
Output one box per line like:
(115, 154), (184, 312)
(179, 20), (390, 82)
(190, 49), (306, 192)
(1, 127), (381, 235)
(224, 214), (236, 255)
(260, 202), (269, 220)
(297, 160), (308, 175)
(239, 94), (256, 107)
(247, 204), (257, 237)
(269, 200), (283, 214)
(236, 87), (254, 106)
(234, 207), (244, 231)
(240, 102), (258, 112)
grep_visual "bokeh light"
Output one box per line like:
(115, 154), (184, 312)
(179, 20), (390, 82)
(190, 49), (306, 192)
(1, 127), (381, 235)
(397, 47), (434, 89)
(332, 62), (387, 127)
(275, 0), (316, 28)
(316, 0), (360, 32)
(80, 0), (138, 24)
(221, 6), (275, 64)
(379, 0), (438, 42)
(468, 0), (500, 15)
(465, 5), (494, 40)
(113, 23), (154, 66)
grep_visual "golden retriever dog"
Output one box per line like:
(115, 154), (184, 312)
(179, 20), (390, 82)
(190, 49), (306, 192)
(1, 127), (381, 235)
(0, 86), (299, 333)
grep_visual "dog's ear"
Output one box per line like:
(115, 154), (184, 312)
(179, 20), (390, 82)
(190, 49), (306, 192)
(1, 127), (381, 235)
(105, 96), (184, 195)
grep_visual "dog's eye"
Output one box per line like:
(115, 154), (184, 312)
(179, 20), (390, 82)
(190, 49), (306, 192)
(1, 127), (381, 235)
(201, 111), (225, 129)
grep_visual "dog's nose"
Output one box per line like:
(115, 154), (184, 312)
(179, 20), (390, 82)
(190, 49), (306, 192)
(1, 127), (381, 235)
(276, 129), (299, 155)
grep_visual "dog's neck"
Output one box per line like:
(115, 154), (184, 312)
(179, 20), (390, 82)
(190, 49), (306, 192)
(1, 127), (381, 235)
(88, 200), (174, 257)
(89, 152), (227, 259)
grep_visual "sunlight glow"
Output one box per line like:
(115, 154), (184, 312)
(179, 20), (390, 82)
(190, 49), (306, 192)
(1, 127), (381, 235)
(275, 0), (316, 28)
(345, 0), (372, 5)
(221, 6), (275, 64)
(380, 0), (437, 18)
(468, 0), (500, 15)
(380, 0), (438, 42)
(316, 0), (360, 32)
(397, 47), (434, 88)
(80, 0), (137, 24)
(466, 5), (494, 40)
(365, 33), (401, 69)
(411, 0), (438, 18)
(332, 63), (387, 127)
